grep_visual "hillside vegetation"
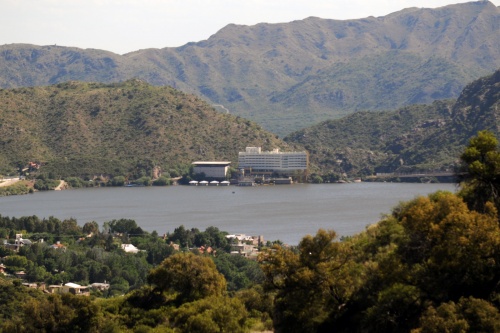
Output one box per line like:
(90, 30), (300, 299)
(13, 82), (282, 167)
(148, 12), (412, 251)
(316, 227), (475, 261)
(285, 68), (500, 176)
(0, 80), (291, 177)
(0, 1), (499, 135)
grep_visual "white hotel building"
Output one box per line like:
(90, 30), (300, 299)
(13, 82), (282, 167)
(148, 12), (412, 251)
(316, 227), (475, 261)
(238, 147), (308, 173)
(192, 161), (231, 179)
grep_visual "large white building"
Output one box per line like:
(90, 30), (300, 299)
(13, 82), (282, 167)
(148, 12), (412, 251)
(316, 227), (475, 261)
(192, 161), (231, 179)
(238, 147), (308, 172)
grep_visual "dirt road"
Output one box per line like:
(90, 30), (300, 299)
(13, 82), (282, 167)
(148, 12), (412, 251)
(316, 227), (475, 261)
(0, 177), (20, 187)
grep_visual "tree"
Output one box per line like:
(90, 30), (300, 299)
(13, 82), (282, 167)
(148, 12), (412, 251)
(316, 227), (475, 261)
(311, 174), (324, 183)
(108, 219), (141, 235)
(213, 253), (264, 291)
(173, 296), (248, 333)
(152, 176), (171, 186)
(167, 225), (197, 249)
(61, 218), (82, 235)
(414, 297), (500, 333)
(193, 226), (229, 250)
(111, 176), (126, 186)
(4, 293), (101, 333)
(259, 229), (356, 333)
(4, 255), (29, 271)
(363, 283), (423, 333)
(26, 262), (50, 282)
(395, 191), (500, 302)
(141, 236), (175, 266)
(82, 221), (99, 235)
(459, 130), (500, 214)
(148, 252), (226, 304)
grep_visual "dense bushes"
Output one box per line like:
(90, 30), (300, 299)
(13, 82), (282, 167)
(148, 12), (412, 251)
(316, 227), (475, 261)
(0, 181), (32, 196)
(34, 178), (60, 191)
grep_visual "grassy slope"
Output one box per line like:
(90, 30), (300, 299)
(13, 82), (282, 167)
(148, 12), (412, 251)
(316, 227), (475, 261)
(285, 101), (455, 175)
(285, 69), (500, 176)
(0, 80), (293, 177)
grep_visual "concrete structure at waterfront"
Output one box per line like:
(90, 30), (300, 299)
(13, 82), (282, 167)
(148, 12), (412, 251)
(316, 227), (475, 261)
(238, 147), (308, 173)
(192, 161), (231, 179)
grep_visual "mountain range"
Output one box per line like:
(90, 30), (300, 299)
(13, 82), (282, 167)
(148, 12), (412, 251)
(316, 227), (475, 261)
(0, 68), (498, 179)
(0, 1), (499, 136)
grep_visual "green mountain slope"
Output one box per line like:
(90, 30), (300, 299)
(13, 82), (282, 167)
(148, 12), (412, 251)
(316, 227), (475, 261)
(0, 1), (499, 135)
(0, 80), (292, 177)
(285, 68), (500, 176)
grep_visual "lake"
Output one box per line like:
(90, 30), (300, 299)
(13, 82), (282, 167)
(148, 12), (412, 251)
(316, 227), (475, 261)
(0, 182), (457, 245)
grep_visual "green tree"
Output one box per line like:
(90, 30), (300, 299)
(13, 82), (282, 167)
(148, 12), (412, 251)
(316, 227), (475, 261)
(82, 221), (99, 235)
(148, 252), (226, 304)
(4, 255), (29, 271)
(152, 176), (171, 186)
(61, 218), (82, 235)
(311, 174), (324, 183)
(364, 283), (423, 333)
(167, 225), (197, 249)
(111, 176), (126, 186)
(259, 229), (356, 333)
(140, 236), (175, 266)
(459, 130), (500, 214)
(172, 296), (248, 333)
(25, 262), (50, 282)
(108, 219), (141, 235)
(415, 297), (500, 333)
(213, 253), (264, 291)
(4, 293), (100, 333)
(395, 192), (500, 302)
(135, 176), (152, 186)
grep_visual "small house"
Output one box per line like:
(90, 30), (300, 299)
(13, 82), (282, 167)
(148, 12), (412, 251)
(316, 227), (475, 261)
(121, 244), (141, 254)
(63, 282), (90, 296)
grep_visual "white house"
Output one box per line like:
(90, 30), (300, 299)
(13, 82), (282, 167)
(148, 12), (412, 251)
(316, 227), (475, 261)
(121, 244), (141, 253)
(63, 283), (90, 295)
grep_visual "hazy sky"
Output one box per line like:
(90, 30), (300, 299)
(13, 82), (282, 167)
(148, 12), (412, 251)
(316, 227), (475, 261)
(1, 0), (498, 54)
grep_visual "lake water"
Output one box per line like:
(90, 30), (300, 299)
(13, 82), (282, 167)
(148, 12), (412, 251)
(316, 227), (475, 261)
(0, 183), (457, 245)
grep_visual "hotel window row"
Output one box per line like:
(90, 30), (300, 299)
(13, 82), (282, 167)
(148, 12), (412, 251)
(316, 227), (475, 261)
(238, 147), (308, 172)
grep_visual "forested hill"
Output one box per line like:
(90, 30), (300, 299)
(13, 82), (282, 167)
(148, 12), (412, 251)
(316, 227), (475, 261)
(0, 80), (290, 177)
(0, 1), (499, 135)
(285, 68), (500, 176)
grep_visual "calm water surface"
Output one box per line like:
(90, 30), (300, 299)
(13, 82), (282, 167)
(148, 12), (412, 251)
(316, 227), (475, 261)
(0, 183), (456, 245)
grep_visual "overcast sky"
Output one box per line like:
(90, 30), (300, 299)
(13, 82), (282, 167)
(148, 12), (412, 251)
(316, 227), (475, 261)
(1, 0), (498, 55)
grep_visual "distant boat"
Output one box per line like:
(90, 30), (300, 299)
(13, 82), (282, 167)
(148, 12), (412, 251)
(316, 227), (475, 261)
(199, 180), (209, 186)
(189, 180), (199, 186)
(209, 181), (219, 186)
(220, 181), (230, 186)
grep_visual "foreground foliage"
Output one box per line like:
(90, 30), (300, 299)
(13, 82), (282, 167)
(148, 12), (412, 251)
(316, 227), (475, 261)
(259, 191), (500, 332)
